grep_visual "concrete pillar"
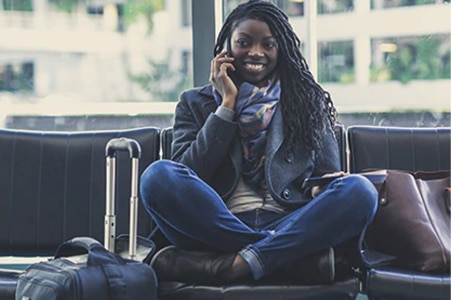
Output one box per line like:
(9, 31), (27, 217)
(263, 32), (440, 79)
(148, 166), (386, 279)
(191, 0), (218, 87)
(354, 37), (371, 84)
(32, 0), (48, 12)
(304, 0), (318, 79)
(353, 0), (371, 85)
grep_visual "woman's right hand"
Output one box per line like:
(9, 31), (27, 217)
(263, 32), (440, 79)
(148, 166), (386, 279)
(209, 50), (238, 110)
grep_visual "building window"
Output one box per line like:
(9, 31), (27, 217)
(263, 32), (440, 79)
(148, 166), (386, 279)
(283, 0), (305, 16)
(371, 0), (449, 10)
(318, 40), (354, 83)
(282, 0), (353, 16)
(2, 0), (32, 11)
(0, 62), (34, 92)
(371, 34), (451, 83)
(181, 50), (190, 75)
(318, 0), (353, 14)
(181, 0), (192, 27)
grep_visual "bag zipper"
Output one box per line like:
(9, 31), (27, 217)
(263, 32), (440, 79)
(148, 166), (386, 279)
(18, 275), (65, 299)
(25, 259), (81, 299)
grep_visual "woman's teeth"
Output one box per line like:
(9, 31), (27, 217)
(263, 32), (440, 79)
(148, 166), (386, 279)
(246, 63), (264, 70)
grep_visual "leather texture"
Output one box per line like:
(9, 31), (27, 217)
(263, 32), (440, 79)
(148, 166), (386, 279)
(0, 271), (19, 300)
(0, 127), (160, 255)
(347, 125), (451, 300)
(158, 278), (360, 300)
(3, 124), (449, 299)
(347, 126), (450, 173)
(368, 170), (450, 272)
(366, 267), (450, 300)
(0, 127), (161, 300)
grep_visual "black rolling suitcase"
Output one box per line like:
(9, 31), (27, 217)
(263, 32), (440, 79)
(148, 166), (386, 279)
(15, 138), (157, 300)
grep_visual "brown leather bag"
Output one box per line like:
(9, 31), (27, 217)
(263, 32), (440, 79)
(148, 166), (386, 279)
(366, 169), (451, 272)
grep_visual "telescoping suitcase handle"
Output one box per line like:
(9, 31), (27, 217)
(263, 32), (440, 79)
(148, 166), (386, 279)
(105, 137), (141, 260)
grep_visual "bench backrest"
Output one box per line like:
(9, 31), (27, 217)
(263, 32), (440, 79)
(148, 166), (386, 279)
(161, 123), (348, 172)
(0, 127), (160, 256)
(347, 125), (451, 173)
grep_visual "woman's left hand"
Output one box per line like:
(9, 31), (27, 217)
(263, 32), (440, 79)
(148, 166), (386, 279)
(311, 171), (346, 198)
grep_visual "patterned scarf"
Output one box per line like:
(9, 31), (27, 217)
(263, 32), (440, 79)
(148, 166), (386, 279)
(214, 81), (280, 192)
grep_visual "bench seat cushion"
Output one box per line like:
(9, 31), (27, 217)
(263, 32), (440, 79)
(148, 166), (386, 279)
(366, 267), (451, 300)
(158, 277), (360, 300)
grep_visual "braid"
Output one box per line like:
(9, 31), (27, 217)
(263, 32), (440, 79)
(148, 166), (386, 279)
(214, 0), (337, 152)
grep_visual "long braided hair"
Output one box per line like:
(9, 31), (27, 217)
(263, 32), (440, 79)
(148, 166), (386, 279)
(213, 0), (337, 152)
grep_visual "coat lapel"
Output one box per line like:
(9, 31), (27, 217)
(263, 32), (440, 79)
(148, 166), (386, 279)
(266, 104), (284, 158)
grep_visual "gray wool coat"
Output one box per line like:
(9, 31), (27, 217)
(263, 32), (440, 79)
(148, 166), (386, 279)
(170, 84), (341, 209)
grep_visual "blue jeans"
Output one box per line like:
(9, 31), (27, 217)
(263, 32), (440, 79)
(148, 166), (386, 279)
(140, 160), (378, 280)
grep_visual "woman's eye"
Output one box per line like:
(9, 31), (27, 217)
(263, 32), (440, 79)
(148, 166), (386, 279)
(266, 42), (277, 49)
(237, 40), (248, 47)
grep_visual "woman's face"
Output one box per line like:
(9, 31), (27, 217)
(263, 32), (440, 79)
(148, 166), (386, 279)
(229, 19), (278, 87)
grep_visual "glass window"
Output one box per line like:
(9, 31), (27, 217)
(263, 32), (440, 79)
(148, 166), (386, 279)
(318, 41), (354, 83)
(1, 0), (450, 131)
(282, 0), (353, 16)
(0, 62), (33, 92)
(371, 34), (451, 83)
(283, 0), (305, 16)
(2, 0), (32, 11)
(371, 0), (449, 9)
(318, 0), (353, 14)
(0, 0), (190, 130)
(181, 0), (192, 27)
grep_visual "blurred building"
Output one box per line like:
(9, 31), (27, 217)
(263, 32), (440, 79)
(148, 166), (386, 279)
(0, 0), (450, 114)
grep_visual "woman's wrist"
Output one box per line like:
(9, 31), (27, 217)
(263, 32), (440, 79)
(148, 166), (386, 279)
(221, 94), (237, 109)
(216, 106), (235, 121)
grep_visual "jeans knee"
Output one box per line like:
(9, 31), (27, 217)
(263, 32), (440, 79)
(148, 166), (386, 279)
(141, 159), (174, 183)
(140, 160), (177, 206)
(341, 174), (379, 221)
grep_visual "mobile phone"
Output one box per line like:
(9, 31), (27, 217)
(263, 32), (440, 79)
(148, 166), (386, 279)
(301, 176), (339, 190)
(225, 38), (232, 57)
(301, 170), (387, 190)
(224, 38), (238, 84)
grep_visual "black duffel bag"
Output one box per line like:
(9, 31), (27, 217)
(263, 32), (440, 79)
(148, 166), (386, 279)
(15, 236), (157, 300)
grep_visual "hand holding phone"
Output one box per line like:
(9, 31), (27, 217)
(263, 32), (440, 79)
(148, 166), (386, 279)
(302, 170), (387, 190)
(210, 41), (238, 108)
(302, 172), (345, 190)
(224, 38), (237, 84)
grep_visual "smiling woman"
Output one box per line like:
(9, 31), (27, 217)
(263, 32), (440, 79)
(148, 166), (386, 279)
(0, 2), (450, 300)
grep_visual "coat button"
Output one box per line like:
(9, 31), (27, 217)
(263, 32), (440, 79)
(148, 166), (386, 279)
(285, 151), (293, 163)
(282, 188), (291, 199)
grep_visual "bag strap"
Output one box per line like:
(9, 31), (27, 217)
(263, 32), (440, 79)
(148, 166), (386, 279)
(55, 237), (129, 299)
(55, 236), (125, 266)
(101, 264), (128, 300)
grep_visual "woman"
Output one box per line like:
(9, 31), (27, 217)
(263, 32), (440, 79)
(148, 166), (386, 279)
(140, 0), (378, 284)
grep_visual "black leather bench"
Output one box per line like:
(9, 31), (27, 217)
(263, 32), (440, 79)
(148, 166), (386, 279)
(347, 125), (451, 300)
(1, 125), (449, 299)
(0, 127), (161, 300)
